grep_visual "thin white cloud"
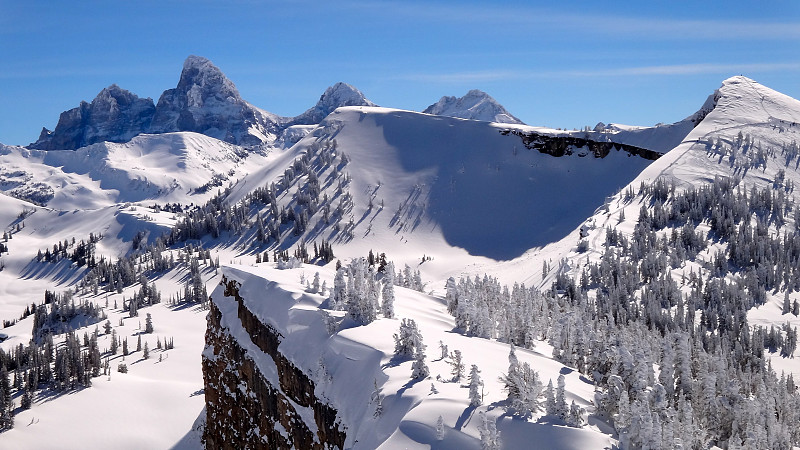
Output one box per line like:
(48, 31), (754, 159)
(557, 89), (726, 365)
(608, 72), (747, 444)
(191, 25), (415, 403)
(338, 0), (800, 41)
(395, 62), (800, 83)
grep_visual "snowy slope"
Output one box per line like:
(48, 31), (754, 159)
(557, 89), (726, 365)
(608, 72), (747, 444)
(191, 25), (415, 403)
(210, 264), (615, 449)
(423, 90), (524, 124)
(2, 133), (269, 209)
(228, 106), (654, 268)
(1, 73), (798, 450)
(551, 75), (800, 378)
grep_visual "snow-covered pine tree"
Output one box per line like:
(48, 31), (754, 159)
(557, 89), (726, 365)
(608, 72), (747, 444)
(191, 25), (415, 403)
(393, 318), (421, 357)
(469, 364), (483, 407)
(555, 374), (568, 420)
(330, 266), (347, 311)
(411, 331), (429, 379)
(145, 313), (153, 333)
(381, 262), (396, 318)
(435, 415), (445, 441)
(311, 272), (321, 294)
(448, 349), (465, 382)
(445, 277), (458, 314)
(567, 400), (584, 427)
(545, 379), (556, 415)
(477, 411), (500, 450)
(500, 344), (543, 418)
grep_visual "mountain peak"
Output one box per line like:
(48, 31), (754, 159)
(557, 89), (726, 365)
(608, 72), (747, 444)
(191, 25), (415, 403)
(173, 55), (241, 106)
(28, 85), (155, 150)
(148, 55), (277, 144)
(423, 90), (524, 124)
(320, 82), (375, 106)
(291, 82), (376, 125)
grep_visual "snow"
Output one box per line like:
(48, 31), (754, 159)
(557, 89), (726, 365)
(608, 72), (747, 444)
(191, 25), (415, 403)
(423, 90), (524, 125)
(227, 105), (654, 286)
(213, 264), (615, 449)
(0, 72), (798, 449)
(1, 132), (270, 209)
(549, 75), (800, 381)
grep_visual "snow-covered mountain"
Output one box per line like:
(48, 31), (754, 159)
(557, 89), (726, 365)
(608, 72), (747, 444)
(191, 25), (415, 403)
(148, 55), (282, 146)
(29, 85), (155, 151)
(290, 82), (377, 126)
(1, 72), (800, 450)
(423, 89), (524, 124)
(27, 57), (379, 151)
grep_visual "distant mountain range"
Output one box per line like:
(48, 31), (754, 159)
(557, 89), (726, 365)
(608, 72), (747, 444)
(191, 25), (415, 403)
(28, 56), (533, 151)
(28, 56), (377, 150)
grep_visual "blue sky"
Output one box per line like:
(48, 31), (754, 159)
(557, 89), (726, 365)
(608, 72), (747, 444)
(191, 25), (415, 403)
(1, 0), (799, 145)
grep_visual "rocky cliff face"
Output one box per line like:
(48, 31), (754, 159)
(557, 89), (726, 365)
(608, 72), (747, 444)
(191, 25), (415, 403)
(503, 128), (663, 160)
(29, 85), (155, 150)
(149, 56), (281, 146)
(203, 275), (346, 450)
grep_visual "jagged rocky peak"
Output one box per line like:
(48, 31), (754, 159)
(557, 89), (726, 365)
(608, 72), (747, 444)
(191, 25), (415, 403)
(176, 55), (242, 108)
(423, 89), (524, 124)
(149, 55), (279, 146)
(291, 82), (377, 125)
(28, 84), (155, 150)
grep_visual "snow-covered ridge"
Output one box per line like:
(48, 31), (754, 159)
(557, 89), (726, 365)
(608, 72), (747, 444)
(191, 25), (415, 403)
(423, 89), (524, 124)
(226, 105), (654, 261)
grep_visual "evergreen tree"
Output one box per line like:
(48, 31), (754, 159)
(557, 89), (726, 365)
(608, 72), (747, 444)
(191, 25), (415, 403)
(545, 379), (556, 415)
(393, 319), (421, 357)
(381, 262), (396, 318)
(555, 374), (568, 420)
(447, 349), (465, 382)
(469, 364), (483, 406)
(411, 332), (429, 380)
(477, 411), (500, 450)
(145, 313), (154, 334)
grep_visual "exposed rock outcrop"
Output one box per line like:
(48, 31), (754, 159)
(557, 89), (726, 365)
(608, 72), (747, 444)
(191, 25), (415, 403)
(502, 128), (663, 160)
(203, 276), (345, 449)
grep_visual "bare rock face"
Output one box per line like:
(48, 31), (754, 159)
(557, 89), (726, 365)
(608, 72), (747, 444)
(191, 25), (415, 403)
(202, 276), (346, 449)
(149, 55), (281, 146)
(29, 85), (155, 150)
